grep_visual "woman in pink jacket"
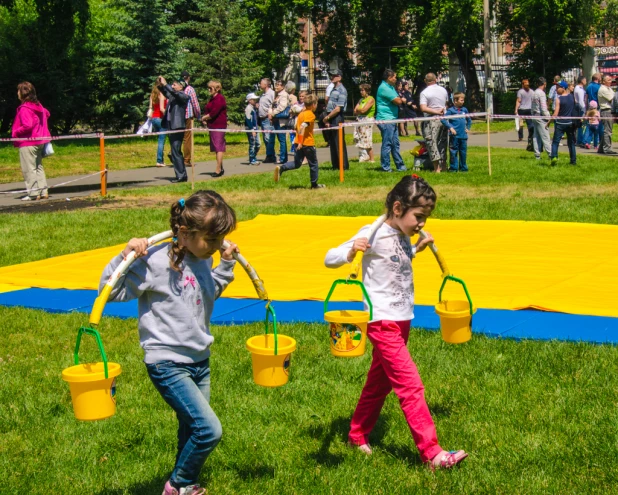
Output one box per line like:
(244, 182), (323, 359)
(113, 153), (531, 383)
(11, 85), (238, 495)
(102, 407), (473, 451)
(12, 82), (51, 200)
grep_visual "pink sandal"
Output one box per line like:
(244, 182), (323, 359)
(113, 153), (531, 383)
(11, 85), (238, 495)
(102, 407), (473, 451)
(429, 450), (468, 470)
(348, 441), (373, 455)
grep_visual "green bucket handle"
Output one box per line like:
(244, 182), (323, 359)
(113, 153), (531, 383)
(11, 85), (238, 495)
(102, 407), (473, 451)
(324, 279), (373, 321)
(438, 275), (474, 316)
(264, 303), (278, 356)
(74, 326), (109, 379)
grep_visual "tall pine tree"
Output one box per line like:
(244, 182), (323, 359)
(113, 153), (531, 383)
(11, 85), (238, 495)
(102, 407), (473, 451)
(88, 0), (180, 130)
(181, 0), (264, 124)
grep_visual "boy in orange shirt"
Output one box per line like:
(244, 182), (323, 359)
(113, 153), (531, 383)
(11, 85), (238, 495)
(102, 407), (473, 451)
(274, 94), (325, 189)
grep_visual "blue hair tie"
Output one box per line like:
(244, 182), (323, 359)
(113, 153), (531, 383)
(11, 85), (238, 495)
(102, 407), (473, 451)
(179, 198), (185, 208)
(172, 236), (178, 243)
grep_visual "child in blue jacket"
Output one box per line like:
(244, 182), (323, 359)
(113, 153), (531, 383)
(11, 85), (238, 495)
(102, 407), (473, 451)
(245, 93), (261, 165)
(441, 92), (472, 172)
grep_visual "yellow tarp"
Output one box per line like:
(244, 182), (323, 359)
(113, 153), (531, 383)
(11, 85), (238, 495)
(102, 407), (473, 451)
(1, 215), (617, 317)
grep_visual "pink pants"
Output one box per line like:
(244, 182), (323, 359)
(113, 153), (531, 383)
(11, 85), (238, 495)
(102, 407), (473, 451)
(348, 320), (442, 463)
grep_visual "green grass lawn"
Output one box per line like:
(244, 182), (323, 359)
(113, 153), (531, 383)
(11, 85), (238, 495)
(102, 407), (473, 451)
(2, 307), (617, 494)
(1, 147), (618, 493)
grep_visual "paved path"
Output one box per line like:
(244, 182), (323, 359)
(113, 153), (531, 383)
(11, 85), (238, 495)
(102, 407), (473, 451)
(0, 131), (612, 210)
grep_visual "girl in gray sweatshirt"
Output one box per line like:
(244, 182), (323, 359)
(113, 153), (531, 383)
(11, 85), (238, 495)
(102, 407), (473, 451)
(99, 190), (237, 495)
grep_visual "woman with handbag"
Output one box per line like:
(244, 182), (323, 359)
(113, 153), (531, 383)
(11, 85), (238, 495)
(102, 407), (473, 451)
(149, 83), (168, 167)
(268, 80), (290, 164)
(202, 80), (228, 177)
(12, 82), (51, 201)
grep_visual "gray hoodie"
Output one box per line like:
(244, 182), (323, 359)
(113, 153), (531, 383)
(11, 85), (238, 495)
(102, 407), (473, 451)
(99, 243), (236, 364)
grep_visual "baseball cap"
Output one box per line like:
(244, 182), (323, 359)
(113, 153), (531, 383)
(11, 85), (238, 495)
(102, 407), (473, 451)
(181, 70), (190, 78)
(176, 79), (187, 89)
(329, 69), (342, 77)
(558, 80), (568, 89)
(246, 92), (259, 101)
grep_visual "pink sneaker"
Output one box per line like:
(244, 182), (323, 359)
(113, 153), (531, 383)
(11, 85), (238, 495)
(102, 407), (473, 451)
(429, 450), (468, 470)
(180, 486), (205, 495)
(162, 481), (205, 495)
(162, 481), (178, 495)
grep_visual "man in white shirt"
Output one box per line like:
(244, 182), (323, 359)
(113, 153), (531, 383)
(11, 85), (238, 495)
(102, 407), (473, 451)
(258, 78), (277, 163)
(530, 77), (551, 160)
(419, 73), (448, 172)
(573, 75), (587, 146)
(515, 79), (534, 150)
(597, 75), (615, 154)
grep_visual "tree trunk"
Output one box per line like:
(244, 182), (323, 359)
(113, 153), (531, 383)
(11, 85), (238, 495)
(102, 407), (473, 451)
(454, 46), (483, 111)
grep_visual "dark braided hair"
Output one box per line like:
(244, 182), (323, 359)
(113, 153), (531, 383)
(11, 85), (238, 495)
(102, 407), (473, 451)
(385, 175), (437, 219)
(169, 190), (237, 272)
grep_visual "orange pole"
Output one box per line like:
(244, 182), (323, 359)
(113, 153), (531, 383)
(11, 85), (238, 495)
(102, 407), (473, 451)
(338, 123), (344, 182)
(99, 134), (107, 196)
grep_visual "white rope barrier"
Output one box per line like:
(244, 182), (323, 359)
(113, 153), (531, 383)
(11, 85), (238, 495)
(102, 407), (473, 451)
(0, 132), (100, 143)
(0, 169), (108, 196)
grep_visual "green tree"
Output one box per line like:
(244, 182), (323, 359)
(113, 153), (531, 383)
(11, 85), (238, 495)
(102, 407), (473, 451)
(495, 0), (601, 81)
(0, 0), (90, 133)
(181, 0), (265, 124)
(245, 0), (302, 77)
(88, 0), (180, 130)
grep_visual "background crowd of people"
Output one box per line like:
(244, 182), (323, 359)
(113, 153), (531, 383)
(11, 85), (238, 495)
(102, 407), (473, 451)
(11, 69), (618, 200)
(519, 72), (618, 166)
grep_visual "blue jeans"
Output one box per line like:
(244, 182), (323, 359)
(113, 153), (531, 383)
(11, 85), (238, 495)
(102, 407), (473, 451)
(448, 136), (468, 171)
(273, 119), (288, 163)
(281, 145), (319, 186)
(586, 124), (600, 148)
(146, 358), (222, 488)
(151, 117), (167, 164)
(260, 118), (276, 160)
(377, 123), (405, 171)
(246, 131), (261, 162)
(551, 123), (577, 164)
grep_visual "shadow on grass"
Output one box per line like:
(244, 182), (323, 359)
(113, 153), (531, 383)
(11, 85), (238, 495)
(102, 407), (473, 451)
(304, 415), (390, 467)
(227, 461), (276, 481)
(97, 475), (169, 495)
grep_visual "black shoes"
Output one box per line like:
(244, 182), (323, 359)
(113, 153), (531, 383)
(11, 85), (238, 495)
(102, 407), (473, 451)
(212, 168), (225, 178)
(262, 157), (277, 164)
(170, 177), (188, 183)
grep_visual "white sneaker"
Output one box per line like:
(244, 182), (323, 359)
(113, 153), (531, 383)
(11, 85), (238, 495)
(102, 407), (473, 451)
(21, 195), (38, 201)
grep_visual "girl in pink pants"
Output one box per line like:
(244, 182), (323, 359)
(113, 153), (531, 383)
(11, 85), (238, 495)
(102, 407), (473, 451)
(324, 175), (467, 470)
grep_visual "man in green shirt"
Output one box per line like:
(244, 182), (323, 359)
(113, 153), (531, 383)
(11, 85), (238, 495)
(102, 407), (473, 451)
(376, 69), (407, 172)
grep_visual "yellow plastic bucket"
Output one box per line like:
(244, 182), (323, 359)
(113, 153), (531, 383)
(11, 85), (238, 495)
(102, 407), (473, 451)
(324, 310), (370, 357)
(324, 279), (374, 358)
(246, 333), (297, 387)
(435, 300), (476, 344)
(62, 362), (122, 421)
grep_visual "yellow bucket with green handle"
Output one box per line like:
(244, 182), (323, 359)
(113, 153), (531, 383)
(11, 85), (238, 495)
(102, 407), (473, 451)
(62, 327), (121, 421)
(435, 275), (475, 344)
(324, 279), (373, 357)
(246, 304), (296, 387)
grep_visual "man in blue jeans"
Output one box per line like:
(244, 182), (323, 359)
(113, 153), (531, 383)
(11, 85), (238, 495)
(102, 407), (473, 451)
(258, 78), (277, 163)
(375, 69), (407, 172)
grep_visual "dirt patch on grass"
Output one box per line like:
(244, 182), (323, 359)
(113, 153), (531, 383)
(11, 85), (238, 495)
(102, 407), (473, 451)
(0, 198), (118, 214)
(107, 183), (618, 210)
(5, 182), (616, 214)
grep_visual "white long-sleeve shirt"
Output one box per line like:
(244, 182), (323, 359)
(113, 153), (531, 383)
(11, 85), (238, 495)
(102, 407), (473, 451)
(324, 223), (416, 322)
